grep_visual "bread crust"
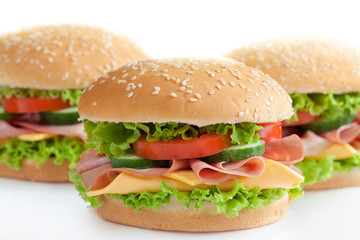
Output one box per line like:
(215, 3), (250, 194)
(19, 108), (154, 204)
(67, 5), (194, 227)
(304, 167), (360, 190)
(0, 25), (147, 89)
(79, 58), (293, 126)
(0, 159), (71, 182)
(228, 38), (360, 94)
(94, 193), (290, 232)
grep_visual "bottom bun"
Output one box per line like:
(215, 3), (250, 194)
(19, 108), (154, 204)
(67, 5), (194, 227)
(95, 193), (290, 232)
(0, 159), (70, 182)
(304, 167), (360, 190)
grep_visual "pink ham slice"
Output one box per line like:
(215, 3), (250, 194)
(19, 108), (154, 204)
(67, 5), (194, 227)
(0, 120), (32, 139)
(320, 122), (360, 144)
(301, 131), (332, 156)
(263, 134), (304, 165)
(77, 149), (189, 190)
(189, 157), (265, 185)
(13, 121), (87, 141)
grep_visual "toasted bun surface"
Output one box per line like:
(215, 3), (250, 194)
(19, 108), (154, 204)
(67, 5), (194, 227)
(0, 159), (70, 182)
(79, 58), (293, 126)
(95, 193), (290, 232)
(228, 38), (360, 94)
(304, 167), (360, 190)
(0, 25), (147, 90)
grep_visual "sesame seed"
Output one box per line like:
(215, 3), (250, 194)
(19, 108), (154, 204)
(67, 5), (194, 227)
(93, 102), (97, 106)
(152, 91), (159, 95)
(270, 96), (274, 102)
(246, 88), (251, 92)
(195, 93), (202, 99)
(122, 73), (128, 78)
(255, 92), (259, 97)
(154, 86), (161, 92)
(229, 81), (235, 87)
(216, 84), (222, 90)
(131, 76), (137, 81)
(179, 86), (186, 91)
(256, 107), (260, 112)
(209, 90), (215, 95)
(170, 92), (177, 98)
(182, 80), (187, 86)
(248, 78), (255, 83)
(190, 98), (198, 102)
(245, 109), (249, 115)
(88, 85), (94, 91)
(266, 101), (271, 106)
(117, 80), (126, 84)
(99, 79), (106, 84)
(219, 79), (226, 85)
(16, 58), (21, 64)
(239, 83), (245, 89)
(186, 71), (194, 74)
(238, 112), (244, 117)
(128, 92), (134, 98)
(186, 90), (193, 94)
(245, 98), (251, 102)
(48, 57), (53, 63)
(138, 83), (142, 88)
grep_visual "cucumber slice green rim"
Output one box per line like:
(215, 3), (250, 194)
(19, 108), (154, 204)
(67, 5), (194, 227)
(40, 107), (80, 125)
(111, 154), (170, 169)
(300, 115), (356, 133)
(0, 106), (15, 120)
(200, 140), (265, 164)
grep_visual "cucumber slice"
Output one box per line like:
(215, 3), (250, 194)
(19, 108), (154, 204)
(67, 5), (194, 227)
(111, 154), (170, 169)
(0, 106), (15, 120)
(40, 107), (80, 125)
(200, 140), (265, 163)
(300, 115), (355, 133)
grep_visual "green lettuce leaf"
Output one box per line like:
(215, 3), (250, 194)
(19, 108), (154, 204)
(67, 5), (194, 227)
(290, 92), (360, 121)
(295, 155), (360, 186)
(205, 123), (262, 145)
(0, 137), (86, 170)
(70, 171), (299, 218)
(0, 86), (83, 106)
(69, 171), (103, 208)
(84, 121), (262, 158)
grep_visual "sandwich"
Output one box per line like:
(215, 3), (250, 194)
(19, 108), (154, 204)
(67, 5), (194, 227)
(0, 25), (147, 182)
(228, 38), (360, 190)
(71, 57), (304, 231)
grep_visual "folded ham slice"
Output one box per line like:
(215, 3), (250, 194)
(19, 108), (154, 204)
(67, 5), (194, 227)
(189, 157), (265, 185)
(320, 122), (360, 144)
(13, 121), (87, 141)
(263, 134), (304, 165)
(0, 120), (31, 139)
(301, 131), (332, 156)
(78, 149), (189, 190)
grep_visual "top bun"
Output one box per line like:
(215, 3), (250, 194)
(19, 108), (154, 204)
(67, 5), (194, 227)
(79, 58), (293, 126)
(0, 25), (147, 90)
(228, 38), (360, 94)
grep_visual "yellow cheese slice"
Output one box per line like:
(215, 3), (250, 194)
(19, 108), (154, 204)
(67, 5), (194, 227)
(17, 133), (56, 141)
(87, 159), (304, 196)
(163, 170), (203, 186)
(307, 143), (358, 160)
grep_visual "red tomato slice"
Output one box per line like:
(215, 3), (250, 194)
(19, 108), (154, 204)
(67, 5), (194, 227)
(281, 111), (318, 127)
(257, 122), (282, 141)
(2, 97), (70, 113)
(133, 133), (232, 160)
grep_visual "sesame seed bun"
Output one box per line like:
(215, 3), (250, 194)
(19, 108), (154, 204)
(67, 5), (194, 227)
(227, 38), (360, 94)
(94, 194), (290, 232)
(304, 167), (360, 190)
(0, 159), (70, 182)
(0, 25), (147, 90)
(78, 58), (293, 126)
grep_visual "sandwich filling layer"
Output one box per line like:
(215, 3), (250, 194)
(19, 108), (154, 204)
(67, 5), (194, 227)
(283, 92), (360, 186)
(0, 86), (86, 170)
(72, 120), (304, 218)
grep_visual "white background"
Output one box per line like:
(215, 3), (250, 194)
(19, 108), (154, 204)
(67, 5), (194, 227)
(1, 0), (360, 239)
